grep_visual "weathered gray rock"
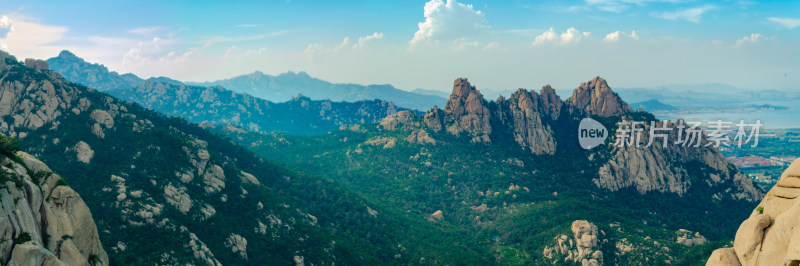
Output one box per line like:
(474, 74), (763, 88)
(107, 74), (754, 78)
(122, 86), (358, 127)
(24, 58), (49, 72)
(226, 234), (248, 259)
(595, 120), (762, 201)
(380, 110), (416, 130)
(443, 78), (491, 142)
(90, 110), (114, 129)
(1, 151), (108, 266)
(423, 106), (444, 132)
(72, 141), (94, 164)
(542, 220), (604, 265)
(496, 89), (557, 155)
(567, 77), (632, 117)
(707, 158), (800, 265)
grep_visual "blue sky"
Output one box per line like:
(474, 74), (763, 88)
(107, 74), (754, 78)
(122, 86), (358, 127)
(0, 0), (798, 93)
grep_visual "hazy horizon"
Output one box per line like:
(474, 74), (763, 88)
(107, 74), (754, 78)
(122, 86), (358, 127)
(1, 0), (798, 93)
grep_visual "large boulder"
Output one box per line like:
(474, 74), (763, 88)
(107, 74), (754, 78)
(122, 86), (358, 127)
(707, 158), (800, 265)
(1, 151), (108, 266)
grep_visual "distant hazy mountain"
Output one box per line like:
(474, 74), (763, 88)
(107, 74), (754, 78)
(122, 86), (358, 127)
(108, 79), (405, 135)
(411, 88), (450, 98)
(188, 71), (447, 111)
(46, 50), (143, 91)
(630, 99), (678, 111)
(47, 51), (408, 135)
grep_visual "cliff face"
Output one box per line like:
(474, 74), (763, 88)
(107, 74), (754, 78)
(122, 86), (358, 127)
(0, 148), (108, 266)
(495, 88), (558, 155)
(596, 120), (762, 202)
(708, 158), (800, 265)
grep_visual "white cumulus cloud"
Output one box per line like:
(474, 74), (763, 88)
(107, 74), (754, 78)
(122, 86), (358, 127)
(603, 30), (638, 42)
(354, 32), (384, 49)
(533, 27), (590, 46)
(410, 0), (488, 47)
(0, 15), (68, 59)
(767, 17), (800, 30)
(735, 33), (765, 48)
(603, 31), (620, 42)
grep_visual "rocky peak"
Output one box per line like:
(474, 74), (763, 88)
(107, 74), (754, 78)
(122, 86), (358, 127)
(23, 59), (49, 72)
(567, 77), (632, 117)
(57, 50), (79, 59)
(539, 85), (563, 120)
(444, 78), (485, 117)
(500, 88), (557, 154)
(423, 105), (444, 133)
(441, 78), (492, 142)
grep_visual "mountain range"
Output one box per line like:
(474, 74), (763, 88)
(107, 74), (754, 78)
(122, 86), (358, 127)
(47, 51), (409, 135)
(187, 71), (446, 111)
(215, 77), (764, 264)
(46, 50), (447, 111)
(1, 51), (480, 264)
(1, 48), (771, 264)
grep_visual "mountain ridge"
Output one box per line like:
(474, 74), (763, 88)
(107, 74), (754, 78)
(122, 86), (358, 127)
(3, 50), (484, 264)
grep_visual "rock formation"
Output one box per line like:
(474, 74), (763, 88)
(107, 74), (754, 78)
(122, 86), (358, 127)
(707, 158), (800, 265)
(423, 105), (444, 132)
(595, 120), (763, 202)
(495, 89), (558, 154)
(380, 110), (417, 130)
(443, 78), (492, 142)
(542, 220), (604, 265)
(0, 149), (109, 265)
(567, 77), (632, 117)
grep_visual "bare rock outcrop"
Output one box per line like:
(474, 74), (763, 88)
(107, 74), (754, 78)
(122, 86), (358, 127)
(567, 77), (632, 117)
(72, 141), (95, 164)
(495, 89), (557, 155)
(405, 129), (435, 145)
(24, 59), (49, 72)
(707, 158), (800, 265)
(423, 105), (444, 132)
(676, 229), (707, 246)
(0, 150), (108, 266)
(543, 220), (604, 265)
(443, 78), (491, 142)
(226, 234), (248, 259)
(595, 121), (763, 201)
(380, 110), (416, 130)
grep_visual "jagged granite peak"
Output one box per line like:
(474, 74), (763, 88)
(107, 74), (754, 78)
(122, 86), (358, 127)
(510, 89), (557, 154)
(46, 50), (143, 91)
(493, 88), (557, 154)
(539, 85), (563, 120)
(0, 149), (108, 265)
(708, 158), (800, 265)
(443, 78), (492, 142)
(567, 77), (632, 117)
